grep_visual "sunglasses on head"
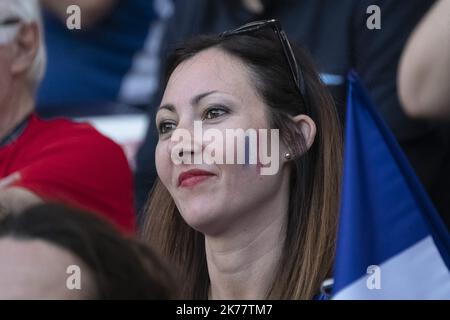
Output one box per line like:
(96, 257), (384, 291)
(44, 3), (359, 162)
(221, 19), (310, 114)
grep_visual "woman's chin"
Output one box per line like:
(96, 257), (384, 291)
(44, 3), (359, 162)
(180, 206), (229, 236)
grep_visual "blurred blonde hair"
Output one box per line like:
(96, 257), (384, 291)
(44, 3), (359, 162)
(0, 0), (46, 90)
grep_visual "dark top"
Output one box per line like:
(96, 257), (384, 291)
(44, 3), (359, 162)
(37, 0), (165, 115)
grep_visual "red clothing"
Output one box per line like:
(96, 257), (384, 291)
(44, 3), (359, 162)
(0, 114), (136, 233)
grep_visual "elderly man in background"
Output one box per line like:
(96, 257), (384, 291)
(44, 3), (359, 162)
(0, 0), (135, 233)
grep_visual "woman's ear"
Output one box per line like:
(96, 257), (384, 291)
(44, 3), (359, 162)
(292, 114), (317, 151)
(10, 22), (39, 76)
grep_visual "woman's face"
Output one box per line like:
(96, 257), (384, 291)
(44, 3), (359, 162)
(0, 238), (96, 299)
(155, 48), (291, 236)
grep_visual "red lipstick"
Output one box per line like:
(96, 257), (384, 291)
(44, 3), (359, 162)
(178, 169), (215, 187)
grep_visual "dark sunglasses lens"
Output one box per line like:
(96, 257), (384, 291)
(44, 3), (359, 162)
(222, 20), (267, 36)
(1, 18), (21, 26)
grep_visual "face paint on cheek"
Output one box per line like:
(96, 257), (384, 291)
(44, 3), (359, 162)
(255, 133), (263, 175)
(244, 134), (250, 167)
(242, 133), (263, 174)
(256, 129), (279, 175)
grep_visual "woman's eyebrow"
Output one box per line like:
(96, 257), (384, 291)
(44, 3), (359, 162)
(190, 90), (219, 106)
(158, 90), (222, 111)
(158, 104), (175, 112)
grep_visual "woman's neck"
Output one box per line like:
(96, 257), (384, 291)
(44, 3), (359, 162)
(205, 184), (289, 300)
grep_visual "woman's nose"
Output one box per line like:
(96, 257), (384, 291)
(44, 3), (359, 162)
(167, 125), (203, 164)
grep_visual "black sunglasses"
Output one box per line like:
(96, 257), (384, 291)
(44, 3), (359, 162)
(0, 17), (21, 26)
(221, 19), (310, 113)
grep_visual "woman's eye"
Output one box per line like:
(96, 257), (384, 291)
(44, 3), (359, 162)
(158, 121), (177, 134)
(203, 106), (229, 120)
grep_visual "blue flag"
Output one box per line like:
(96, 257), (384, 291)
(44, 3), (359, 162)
(331, 72), (450, 299)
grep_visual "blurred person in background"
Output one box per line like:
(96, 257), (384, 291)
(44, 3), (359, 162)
(0, 204), (175, 299)
(0, 0), (135, 232)
(135, 0), (450, 229)
(398, 0), (450, 120)
(398, 0), (450, 228)
(37, 0), (173, 117)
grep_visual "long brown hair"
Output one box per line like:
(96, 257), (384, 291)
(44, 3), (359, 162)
(142, 29), (343, 299)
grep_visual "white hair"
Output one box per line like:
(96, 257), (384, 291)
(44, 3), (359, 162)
(0, 0), (47, 89)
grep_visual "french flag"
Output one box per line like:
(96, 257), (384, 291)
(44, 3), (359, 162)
(331, 72), (450, 299)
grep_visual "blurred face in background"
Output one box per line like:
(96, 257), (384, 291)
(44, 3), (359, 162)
(155, 48), (291, 237)
(0, 238), (96, 299)
(0, 10), (19, 108)
(0, 3), (41, 115)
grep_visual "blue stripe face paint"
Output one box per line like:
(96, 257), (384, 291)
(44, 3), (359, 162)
(244, 134), (250, 167)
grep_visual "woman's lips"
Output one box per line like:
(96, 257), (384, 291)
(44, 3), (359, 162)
(178, 169), (216, 188)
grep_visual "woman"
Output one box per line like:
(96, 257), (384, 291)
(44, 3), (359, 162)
(0, 204), (175, 299)
(142, 19), (342, 299)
